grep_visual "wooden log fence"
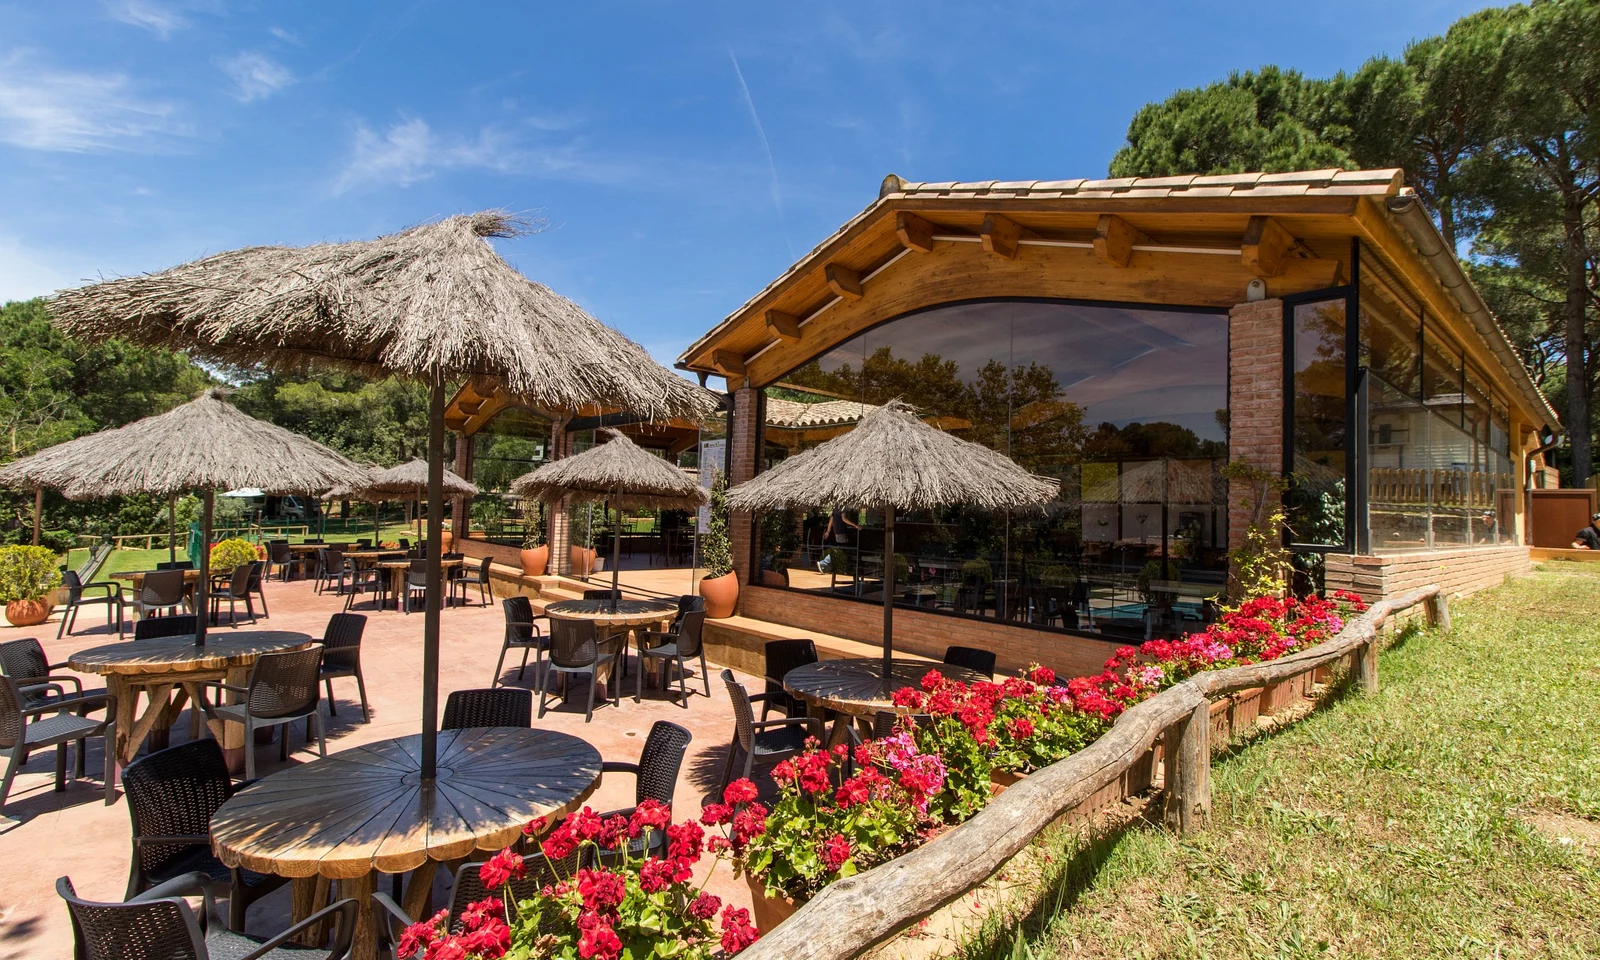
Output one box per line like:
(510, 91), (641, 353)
(738, 585), (1448, 960)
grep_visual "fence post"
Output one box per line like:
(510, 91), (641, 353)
(1163, 699), (1211, 834)
(1351, 639), (1379, 694)
(1423, 592), (1451, 633)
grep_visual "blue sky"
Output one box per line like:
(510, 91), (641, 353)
(0, 0), (1489, 376)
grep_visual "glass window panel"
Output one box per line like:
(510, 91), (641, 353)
(1290, 299), (1347, 546)
(1360, 295), (1419, 400)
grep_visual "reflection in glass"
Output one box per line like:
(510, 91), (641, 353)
(469, 406), (552, 545)
(758, 299), (1229, 642)
(1289, 299), (1347, 547)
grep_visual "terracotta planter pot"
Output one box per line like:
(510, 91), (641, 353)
(519, 545), (549, 577)
(743, 873), (801, 932)
(6, 598), (52, 628)
(569, 546), (597, 576)
(438, 531), (455, 553)
(700, 571), (739, 619)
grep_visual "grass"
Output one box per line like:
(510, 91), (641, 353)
(960, 563), (1600, 960)
(64, 521), (428, 580)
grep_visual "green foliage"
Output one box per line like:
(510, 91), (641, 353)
(1136, 558), (1183, 605)
(1037, 564), (1076, 587)
(230, 371), (446, 467)
(701, 470), (733, 579)
(521, 502), (544, 548)
(758, 509), (798, 568)
(209, 537), (259, 573)
(0, 544), (62, 602)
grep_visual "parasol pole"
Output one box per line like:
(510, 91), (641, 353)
(882, 505), (895, 693)
(421, 383), (446, 781)
(610, 486), (622, 613)
(167, 493), (177, 563)
(194, 489), (213, 646)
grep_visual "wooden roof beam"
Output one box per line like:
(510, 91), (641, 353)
(1093, 214), (1151, 267)
(712, 350), (747, 377)
(895, 211), (936, 253)
(1241, 215), (1312, 277)
(825, 264), (864, 300)
(980, 213), (1025, 260)
(765, 310), (803, 343)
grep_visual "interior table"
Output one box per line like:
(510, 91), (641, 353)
(373, 557), (464, 611)
(544, 598), (678, 689)
(782, 656), (988, 722)
(67, 630), (314, 769)
(211, 727), (602, 960)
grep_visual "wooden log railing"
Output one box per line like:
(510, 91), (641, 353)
(738, 585), (1448, 960)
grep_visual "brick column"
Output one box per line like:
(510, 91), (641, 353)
(728, 386), (760, 585)
(451, 432), (472, 541)
(546, 416), (573, 575)
(1226, 298), (1285, 553)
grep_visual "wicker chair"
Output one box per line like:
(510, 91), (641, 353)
(313, 547), (345, 595)
(57, 570), (125, 639)
(452, 555), (493, 607)
(343, 557), (385, 613)
(634, 611), (709, 707)
(267, 542), (297, 582)
(718, 669), (822, 789)
(208, 565), (256, 626)
(0, 675), (116, 813)
(58, 873), (357, 960)
(373, 855), (577, 953)
(156, 561), (195, 571)
(0, 636), (94, 709)
(441, 687), (531, 729)
(245, 561), (268, 618)
(121, 739), (287, 929)
(134, 614), (198, 642)
(760, 638), (818, 721)
(537, 619), (617, 723)
(593, 720), (691, 865)
(135, 569), (189, 620)
(319, 613), (369, 723)
(494, 596), (548, 688)
(401, 560), (427, 614)
(943, 645), (996, 678)
(199, 645), (326, 779)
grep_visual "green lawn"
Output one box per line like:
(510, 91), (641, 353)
(969, 563), (1600, 960)
(65, 521), (429, 580)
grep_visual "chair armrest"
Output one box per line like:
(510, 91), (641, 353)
(320, 644), (361, 656)
(22, 691), (112, 718)
(743, 691), (777, 705)
(201, 681), (250, 696)
(751, 716), (822, 735)
(132, 834), (211, 847)
(131, 870), (217, 903)
(239, 899), (359, 960)
(600, 761), (640, 778)
(79, 582), (123, 599)
(369, 891), (416, 949)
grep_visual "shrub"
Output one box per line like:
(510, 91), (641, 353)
(0, 544), (63, 602)
(521, 503), (543, 549)
(701, 470), (732, 579)
(209, 537), (260, 573)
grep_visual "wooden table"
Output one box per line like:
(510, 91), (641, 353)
(68, 631), (314, 769)
(782, 657), (989, 721)
(211, 727), (602, 960)
(373, 558), (464, 611)
(544, 599), (678, 689)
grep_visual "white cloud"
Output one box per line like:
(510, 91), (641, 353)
(0, 52), (181, 152)
(333, 117), (519, 194)
(104, 0), (186, 38)
(221, 52), (294, 102)
(268, 26), (301, 45)
(0, 234), (80, 304)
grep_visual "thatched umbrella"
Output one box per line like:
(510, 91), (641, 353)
(0, 390), (366, 643)
(511, 430), (706, 610)
(358, 459), (479, 541)
(726, 399), (1059, 689)
(47, 211), (715, 780)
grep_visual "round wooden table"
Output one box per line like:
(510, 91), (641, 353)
(782, 657), (989, 720)
(212, 727), (602, 960)
(68, 630), (314, 768)
(544, 598), (679, 689)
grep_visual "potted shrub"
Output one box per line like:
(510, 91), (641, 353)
(699, 470), (737, 618)
(210, 537), (260, 574)
(0, 544), (63, 628)
(518, 505), (548, 577)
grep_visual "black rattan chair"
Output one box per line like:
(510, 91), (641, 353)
(593, 720), (690, 865)
(718, 669), (822, 789)
(343, 557), (385, 613)
(121, 739), (287, 929)
(373, 854), (577, 952)
(134, 614), (198, 642)
(135, 569), (189, 620)
(441, 687), (532, 729)
(245, 561), (268, 618)
(452, 556), (493, 607)
(538, 618), (616, 723)
(760, 638), (817, 721)
(635, 611), (709, 707)
(0, 675), (116, 813)
(267, 542), (296, 582)
(401, 560), (427, 614)
(58, 873), (356, 960)
(943, 645), (997, 679)
(493, 596), (547, 688)
(57, 570), (125, 639)
(156, 561), (195, 571)
(314, 547), (344, 595)
(199, 645), (326, 779)
(319, 613), (369, 723)
(0, 636), (93, 709)
(209, 565), (256, 626)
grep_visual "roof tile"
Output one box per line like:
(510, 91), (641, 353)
(1129, 174), (1198, 188)
(1078, 177), (1140, 191)
(1190, 171), (1263, 187)
(1238, 183), (1311, 196)
(1257, 168), (1341, 184)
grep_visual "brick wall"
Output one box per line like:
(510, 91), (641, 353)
(739, 586), (1124, 681)
(728, 386), (759, 584)
(1226, 298), (1284, 553)
(546, 416), (572, 574)
(1325, 545), (1531, 602)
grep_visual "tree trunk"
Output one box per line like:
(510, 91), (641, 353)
(1563, 194), (1591, 485)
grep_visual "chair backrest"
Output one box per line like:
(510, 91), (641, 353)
(245, 645), (324, 719)
(57, 876), (206, 960)
(872, 710), (933, 740)
(134, 614), (198, 642)
(224, 564), (252, 599)
(122, 740), (232, 880)
(246, 561), (265, 591)
(673, 611), (707, 657)
(323, 547), (345, 571)
(141, 570), (187, 607)
(155, 561), (195, 571)
(720, 669), (756, 752)
(582, 589), (618, 602)
(673, 594), (705, 627)
(944, 645), (997, 678)
(502, 596), (534, 642)
(322, 613), (367, 670)
(547, 618), (599, 669)
(0, 637), (48, 684)
(441, 687), (532, 730)
(635, 720), (691, 806)
(62, 570), (86, 602)
(306, 538), (324, 544)
(763, 638), (818, 687)
(475, 555), (492, 578)
(447, 855), (576, 935)
(356, 539), (372, 548)
(0, 676), (27, 750)
(398, 538), (410, 549)
(269, 543), (292, 564)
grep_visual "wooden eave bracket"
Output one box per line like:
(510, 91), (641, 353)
(825, 264), (864, 300)
(980, 213), (1028, 260)
(1093, 214), (1150, 267)
(1241, 215), (1317, 277)
(896, 211), (936, 253)
(712, 349), (747, 377)
(765, 310), (803, 343)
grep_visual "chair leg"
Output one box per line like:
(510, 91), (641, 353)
(314, 711), (327, 758)
(355, 669), (370, 723)
(517, 647), (532, 681)
(537, 675), (550, 719)
(0, 750), (18, 811)
(700, 651), (711, 698)
(103, 730), (115, 805)
(635, 647), (644, 704)
(494, 644), (510, 687)
(742, 747), (756, 783)
(326, 678), (338, 716)
(74, 736), (86, 778)
(279, 722), (290, 762)
(246, 720), (258, 780)
(258, 590), (268, 617)
(57, 605), (69, 639)
(584, 671), (597, 723)
(678, 658), (689, 708)
(55, 743), (68, 791)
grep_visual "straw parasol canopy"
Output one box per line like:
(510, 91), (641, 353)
(360, 459), (478, 498)
(511, 430), (705, 609)
(727, 399), (1059, 690)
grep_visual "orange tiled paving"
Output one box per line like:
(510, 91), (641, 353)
(0, 574), (761, 959)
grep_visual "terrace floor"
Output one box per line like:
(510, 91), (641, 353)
(0, 574), (761, 960)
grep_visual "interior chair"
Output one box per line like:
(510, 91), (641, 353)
(943, 645), (997, 679)
(319, 613), (370, 723)
(441, 687), (532, 730)
(199, 645), (326, 779)
(135, 569), (190, 621)
(121, 739), (288, 929)
(373, 855), (577, 950)
(58, 874), (356, 960)
(593, 720), (691, 865)
(0, 675), (116, 813)
(760, 638), (817, 721)
(208, 565), (256, 626)
(134, 614), (199, 642)
(537, 618), (617, 723)
(718, 669), (822, 789)
(635, 611), (709, 707)
(452, 555), (493, 607)
(494, 596), (547, 688)
(0, 636), (96, 709)
(57, 570), (125, 639)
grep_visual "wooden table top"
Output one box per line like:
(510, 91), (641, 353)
(211, 727), (602, 879)
(543, 598), (677, 627)
(783, 657), (988, 719)
(285, 543), (327, 554)
(110, 568), (203, 582)
(342, 549), (408, 561)
(375, 558), (463, 570)
(68, 630), (314, 676)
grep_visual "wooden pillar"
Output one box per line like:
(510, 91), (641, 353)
(1424, 591), (1451, 633)
(451, 430), (472, 541)
(1162, 699), (1211, 833)
(1351, 639), (1379, 694)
